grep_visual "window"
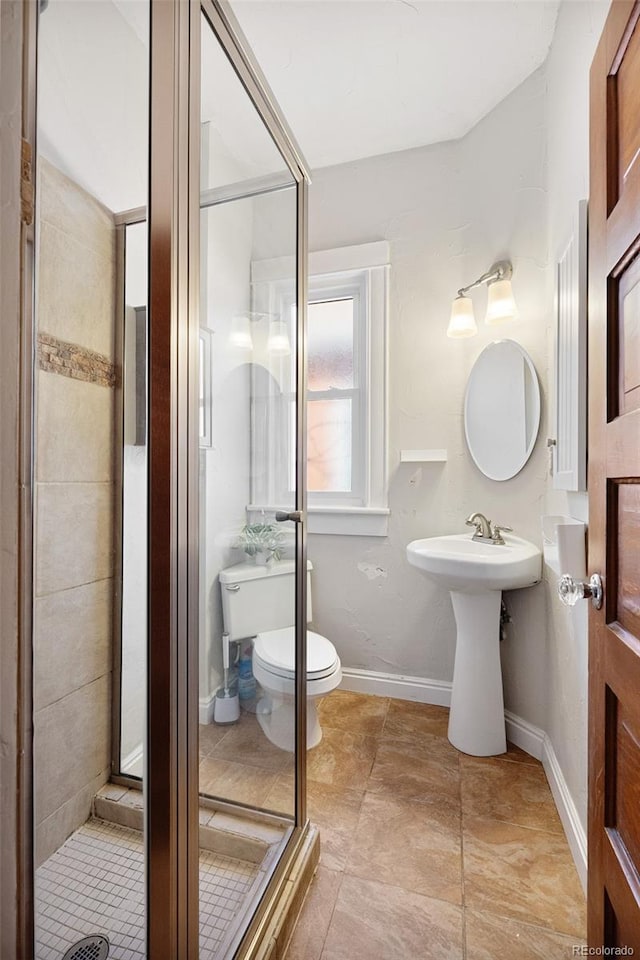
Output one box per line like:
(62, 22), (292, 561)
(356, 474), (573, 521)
(308, 296), (358, 494)
(250, 241), (390, 536)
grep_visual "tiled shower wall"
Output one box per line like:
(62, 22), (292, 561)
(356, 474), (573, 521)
(34, 158), (116, 866)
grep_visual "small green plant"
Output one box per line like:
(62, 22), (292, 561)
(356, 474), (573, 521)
(237, 522), (284, 563)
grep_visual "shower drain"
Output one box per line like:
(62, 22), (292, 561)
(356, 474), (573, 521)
(61, 936), (109, 960)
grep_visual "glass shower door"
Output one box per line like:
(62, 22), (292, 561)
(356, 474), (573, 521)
(195, 5), (309, 953)
(27, 0), (310, 954)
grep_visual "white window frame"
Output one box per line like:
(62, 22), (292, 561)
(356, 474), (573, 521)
(281, 272), (366, 506)
(249, 241), (390, 536)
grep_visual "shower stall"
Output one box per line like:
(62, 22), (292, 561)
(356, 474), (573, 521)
(28, 1), (313, 957)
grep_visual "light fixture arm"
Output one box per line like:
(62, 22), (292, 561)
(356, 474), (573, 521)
(457, 260), (513, 298)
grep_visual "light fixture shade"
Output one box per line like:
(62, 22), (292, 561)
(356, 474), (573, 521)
(267, 319), (291, 356)
(229, 315), (253, 350)
(447, 296), (477, 338)
(485, 278), (518, 325)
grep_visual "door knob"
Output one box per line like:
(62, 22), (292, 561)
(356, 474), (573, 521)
(275, 510), (303, 523)
(558, 573), (603, 610)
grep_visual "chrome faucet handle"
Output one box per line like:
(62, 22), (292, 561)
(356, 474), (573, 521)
(491, 523), (512, 536)
(490, 524), (512, 545)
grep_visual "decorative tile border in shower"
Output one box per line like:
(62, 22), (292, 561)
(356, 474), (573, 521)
(38, 332), (117, 387)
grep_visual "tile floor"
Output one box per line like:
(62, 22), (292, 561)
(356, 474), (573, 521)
(199, 710), (296, 815)
(282, 691), (587, 960)
(35, 818), (259, 960)
(128, 710), (297, 813)
(35, 693), (586, 959)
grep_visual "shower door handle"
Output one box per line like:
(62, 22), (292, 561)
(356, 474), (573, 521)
(275, 510), (304, 523)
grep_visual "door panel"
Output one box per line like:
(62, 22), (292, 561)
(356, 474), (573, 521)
(614, 11), (640, 191)
(590, 0), (640, 948)
(617, 257), (640, 416)
(615, 483), (640, 636)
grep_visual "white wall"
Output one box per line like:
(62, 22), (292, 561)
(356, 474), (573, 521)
(244, 8), (610, 853)
(260, 67), (551, 729)
(288, 1), (607, 844)
(38, 0), (148, 212)
(198, 194), (253, 709)
(543, 0), (609, 835)
(120, 223), (148, 766)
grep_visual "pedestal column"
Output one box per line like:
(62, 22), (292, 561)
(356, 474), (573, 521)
(448, 589), (506, 756)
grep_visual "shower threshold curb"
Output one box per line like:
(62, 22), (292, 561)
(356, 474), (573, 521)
(239, 823), (320, 960)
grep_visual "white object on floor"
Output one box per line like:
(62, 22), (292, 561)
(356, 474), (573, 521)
(214, 688), (240, 724)
(219, 559), (342, 749)
(253, 627), (342, 751)
(407, 532), (541, 756)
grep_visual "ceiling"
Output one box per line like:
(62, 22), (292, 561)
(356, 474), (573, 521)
(37, 0), (560, 212)
(230, 0), (560, 169)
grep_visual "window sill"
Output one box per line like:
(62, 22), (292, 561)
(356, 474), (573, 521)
(247, 505), (390, 537)
(308, 506), (389, 537)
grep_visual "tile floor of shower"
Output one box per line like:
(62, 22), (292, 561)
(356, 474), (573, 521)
(36, 691), (586, 960)
(35, 708), (292, 960)
(36, 819), (259, 960)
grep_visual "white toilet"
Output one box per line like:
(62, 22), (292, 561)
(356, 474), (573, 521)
(219, 559), (342, 751)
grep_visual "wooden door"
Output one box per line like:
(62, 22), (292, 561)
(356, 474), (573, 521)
(589, 1), (640, 949)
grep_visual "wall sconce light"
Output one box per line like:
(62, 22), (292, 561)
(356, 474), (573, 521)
(229, 315), (253, 351)
(447, 261), (517, 338)
(267, 319), (291, 356)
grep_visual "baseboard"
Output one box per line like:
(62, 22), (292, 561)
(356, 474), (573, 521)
(542, 735), (588, 893)
(200, 692), (216, 725)
(503, 710), (544, 761)
(339, 667), (586, 888)
(340, 667), (452, 706)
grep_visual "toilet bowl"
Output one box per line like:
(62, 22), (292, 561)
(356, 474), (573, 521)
(219, 558), (341, 751)
(253, 627), (342, 750)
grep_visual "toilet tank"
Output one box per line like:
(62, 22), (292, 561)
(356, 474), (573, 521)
(219, 559), (313, 641)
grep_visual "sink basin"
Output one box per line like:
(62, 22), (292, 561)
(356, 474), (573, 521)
(406, 531), (541, 757)
(407, 533), (541, 592)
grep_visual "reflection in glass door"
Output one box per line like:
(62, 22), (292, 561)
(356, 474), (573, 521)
(30, 0), (310, 953)
(195, 9), (306, 954)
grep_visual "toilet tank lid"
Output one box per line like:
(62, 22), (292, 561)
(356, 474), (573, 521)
(219, 559), (312, 584)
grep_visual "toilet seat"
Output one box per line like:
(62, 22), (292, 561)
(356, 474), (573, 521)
(254, 627), (339, 681)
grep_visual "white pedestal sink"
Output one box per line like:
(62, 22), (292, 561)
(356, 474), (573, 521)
(406, 533), (541, 756)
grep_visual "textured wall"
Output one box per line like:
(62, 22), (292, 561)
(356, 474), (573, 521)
(543, 0), (609, 834)
(257, 68), (551, 728)
(33, 158), (115, 865)
(254, 7), (608, 836)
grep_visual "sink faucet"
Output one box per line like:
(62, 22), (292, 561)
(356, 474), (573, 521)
(465, 512), (513, 545)
(466, 512), (492, 541)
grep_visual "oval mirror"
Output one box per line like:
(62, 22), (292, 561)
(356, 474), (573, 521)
(464, 339), (541, 481)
